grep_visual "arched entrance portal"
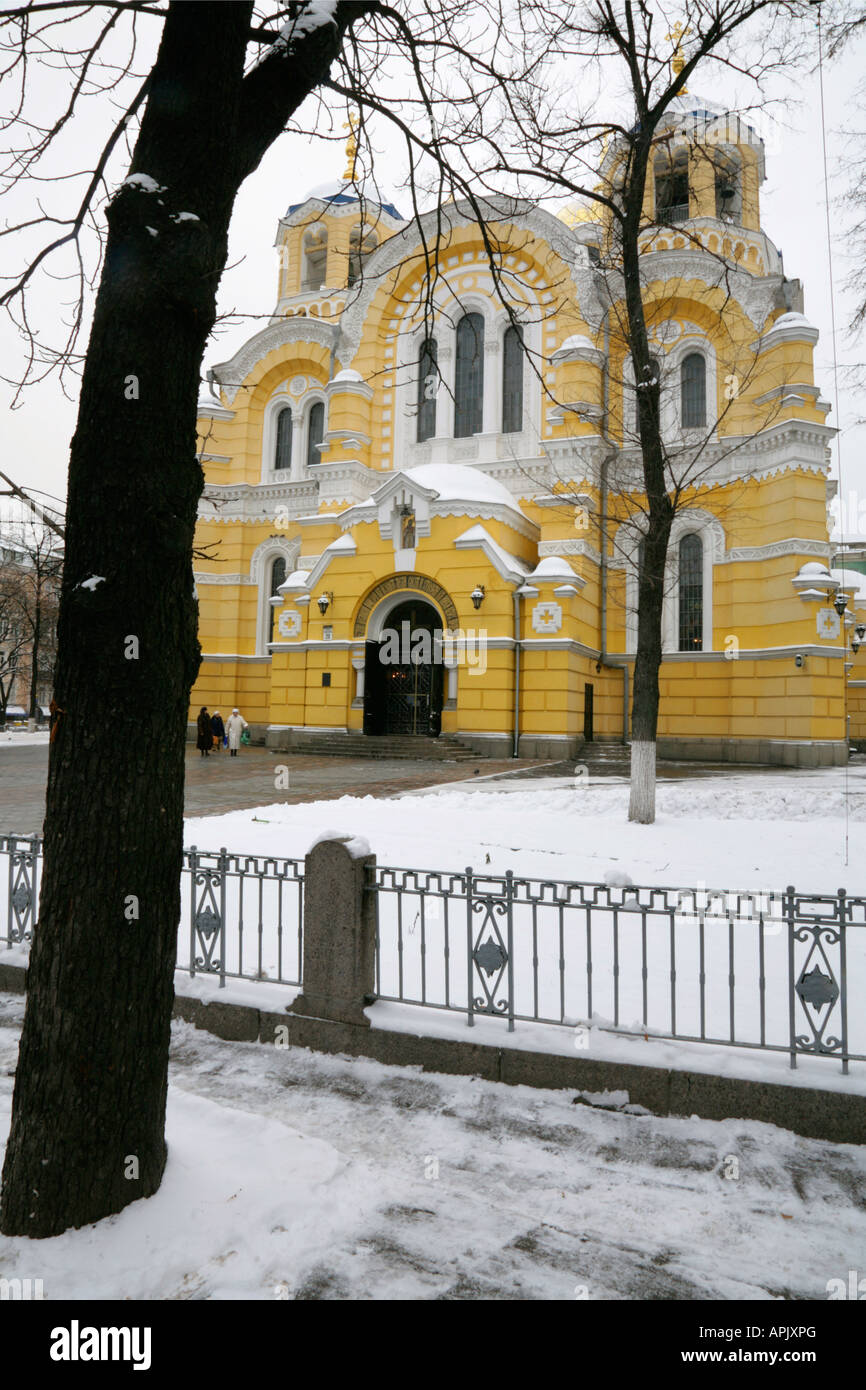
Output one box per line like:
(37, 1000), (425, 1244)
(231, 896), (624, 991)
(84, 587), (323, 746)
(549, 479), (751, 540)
(363, 598), (445, 737)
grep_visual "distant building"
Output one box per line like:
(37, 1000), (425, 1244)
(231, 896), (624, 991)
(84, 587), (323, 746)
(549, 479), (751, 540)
(0, 529), (61, 722)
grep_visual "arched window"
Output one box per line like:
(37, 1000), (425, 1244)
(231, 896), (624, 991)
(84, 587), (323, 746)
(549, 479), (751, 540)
(678, 533), (703, 651)
(274, 407), (293, 471)
(680, 353), (706, 429)
(454, 312), (484, 438)
(306, 401), (325, 469)
(502, 324), (524, 434)
(713, 151), (741, 220)
(301, 225), (328, 292)
(269, 556), (287, 644)
(417, 337), (437, 442)
(347, 225), (377, 288)
(654, 147), (689, 223)
(633, 354), (661, 433)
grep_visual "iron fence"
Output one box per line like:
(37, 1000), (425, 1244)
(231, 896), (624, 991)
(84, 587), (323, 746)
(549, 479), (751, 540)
(2, 832), (862, 1072)
(1, 834), (305, 990)
(373, 867), (864, 1074)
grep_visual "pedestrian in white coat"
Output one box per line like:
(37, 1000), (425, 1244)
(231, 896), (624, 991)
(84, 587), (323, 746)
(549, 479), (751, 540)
(226, 708), (248, 756)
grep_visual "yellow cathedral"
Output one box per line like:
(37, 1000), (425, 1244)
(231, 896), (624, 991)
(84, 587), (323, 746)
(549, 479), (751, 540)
(190, 97), (864, 767)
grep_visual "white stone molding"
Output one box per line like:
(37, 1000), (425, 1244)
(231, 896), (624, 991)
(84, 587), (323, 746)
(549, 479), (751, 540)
(198, 479), (318, 525)
(251, 534), (301, 655)
(617, 507), (723, 652)
(538, 538), (602, 565)
(193, 572), (254, 586)
(335, 196), (585, 370)
(210, 318), (338, 405)
(750, 312), (819, 353)
(453, 523), (531, 584)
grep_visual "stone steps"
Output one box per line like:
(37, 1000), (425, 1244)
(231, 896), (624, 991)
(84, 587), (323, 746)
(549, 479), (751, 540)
(288, 733), (481, 761)
(581, 741), (632, 775)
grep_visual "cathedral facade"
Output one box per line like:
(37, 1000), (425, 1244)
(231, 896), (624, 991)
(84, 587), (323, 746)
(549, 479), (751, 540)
(190, 98), (860, 766)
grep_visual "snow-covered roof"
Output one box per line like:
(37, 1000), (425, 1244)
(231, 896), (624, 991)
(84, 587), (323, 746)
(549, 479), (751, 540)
(831, 567), (866, 606)
(528, 555), (579, 582)
(402, 464), (525, 515)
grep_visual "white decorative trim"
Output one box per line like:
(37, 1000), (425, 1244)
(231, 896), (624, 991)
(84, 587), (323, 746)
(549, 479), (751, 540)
(335, 195), (589, 369)
(725, 538), (832, 564)
(210, 318), (338, 406)
(538, 538), (602, 565)
(453, 523), (531, 584)
(199, 653), (272, 663)
(193, 572), (254, 586)
(251, 535), (301, 656)
(616, 509), (723, 653)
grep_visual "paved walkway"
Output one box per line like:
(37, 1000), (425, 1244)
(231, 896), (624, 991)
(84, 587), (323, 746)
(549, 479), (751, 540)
(2, 739), (852, 837)
(0, 742), (542, 836)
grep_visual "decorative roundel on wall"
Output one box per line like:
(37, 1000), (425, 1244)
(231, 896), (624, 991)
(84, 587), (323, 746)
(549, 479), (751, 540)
(278, 610), (303, 638)
(652, 320), (681, 345)
(290, 375), (307, 397)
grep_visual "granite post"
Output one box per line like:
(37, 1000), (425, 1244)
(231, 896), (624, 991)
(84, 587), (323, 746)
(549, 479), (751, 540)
(288, 835), (376, 1026)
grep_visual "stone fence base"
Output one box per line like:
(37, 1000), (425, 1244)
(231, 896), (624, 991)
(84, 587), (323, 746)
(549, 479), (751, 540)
(0, 960), (862, 1146)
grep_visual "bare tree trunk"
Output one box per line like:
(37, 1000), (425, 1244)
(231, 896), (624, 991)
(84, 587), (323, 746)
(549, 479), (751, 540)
(1, 0), (364, 1238)
(620, 134), (674, 825)
(27, 587), (41, 721)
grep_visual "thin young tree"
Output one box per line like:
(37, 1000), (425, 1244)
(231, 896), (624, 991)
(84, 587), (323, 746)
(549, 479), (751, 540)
(434, 0), (814, 820)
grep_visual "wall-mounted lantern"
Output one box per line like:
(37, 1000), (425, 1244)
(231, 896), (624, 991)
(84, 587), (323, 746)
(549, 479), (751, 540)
(317, 591), (333, 617)
(470, 585), (485, 611)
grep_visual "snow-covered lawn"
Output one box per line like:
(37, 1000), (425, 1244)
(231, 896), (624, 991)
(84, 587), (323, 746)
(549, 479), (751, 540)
(0, 992), (863, 1300)
(179, 769), (866, 1073)
(185, 766), (866, 893)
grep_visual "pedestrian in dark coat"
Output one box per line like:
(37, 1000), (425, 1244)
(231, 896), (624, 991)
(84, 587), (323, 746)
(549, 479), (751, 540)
(196, 707), (212, 756)
(211, 709), (225, 752)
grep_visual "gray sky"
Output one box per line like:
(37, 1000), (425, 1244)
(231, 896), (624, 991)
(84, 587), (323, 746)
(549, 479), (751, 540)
(2, 9), (863, 536)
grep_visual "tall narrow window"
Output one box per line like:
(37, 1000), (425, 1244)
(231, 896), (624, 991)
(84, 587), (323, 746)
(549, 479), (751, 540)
(654, 147), (689, 223)
(678, 533), (703, 651)
(301, 226), (328, 291)
(348, 226), (377, 287)
(502, 324), (524, 434)
(417, 337), (437, 442)
(269, 555), (287, 644)
(306, 401), (325, 468)
(680, 353), (706, 429)
(274, 407), (293, 471)
(714, 152), (741, 220)
(454, 312), (484, 438)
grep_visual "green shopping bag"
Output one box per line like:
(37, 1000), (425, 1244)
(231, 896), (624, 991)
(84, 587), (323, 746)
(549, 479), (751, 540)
(240, 727), (250, 746)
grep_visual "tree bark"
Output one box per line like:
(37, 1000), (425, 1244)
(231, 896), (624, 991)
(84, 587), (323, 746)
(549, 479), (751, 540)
(1, 0), (367, 1238)
(620, 134), (674, 825)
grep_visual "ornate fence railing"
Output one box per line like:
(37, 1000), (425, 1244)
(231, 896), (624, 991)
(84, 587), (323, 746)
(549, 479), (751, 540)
(2, 833), (862, 1072)
(372, 867), (864, 1074)
(1, 835), (305, 990)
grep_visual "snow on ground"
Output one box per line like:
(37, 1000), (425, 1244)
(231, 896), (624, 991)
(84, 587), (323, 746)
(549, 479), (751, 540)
(1, 992), (863, 1300)
(180, 767), (866, 1088)
(185, 766), (866, 895)
(0, 730), (50, 747)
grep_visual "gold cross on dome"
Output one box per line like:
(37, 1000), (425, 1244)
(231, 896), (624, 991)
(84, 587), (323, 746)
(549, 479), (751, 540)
(342, 112), (359, 182)
(666, 22), (691, 91)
